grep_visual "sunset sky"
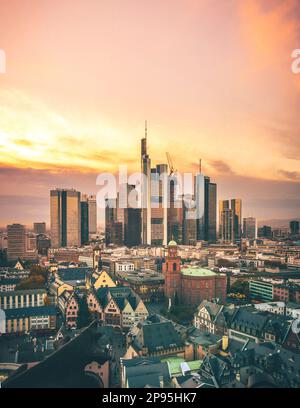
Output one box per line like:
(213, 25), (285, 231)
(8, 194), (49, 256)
(0, 0), (300, 227)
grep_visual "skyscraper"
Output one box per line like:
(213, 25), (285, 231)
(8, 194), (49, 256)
(105, 185), (142, 247)
(208, 182), (217, 242)
(219, 199), (242, 242)
(105, 197), (117, 245)
(87, 195), (97, 237)
(183, 194), (197, 245)
(243, 217), (257, 239)
(80, 194), (97, 244)
(151, 163), (168, 246)
(141, 121), (151, 245)
(258, 225), (272, 239)
(231, 198), (242, 240)
(219, 199), (229, 239)
(195, 173), (205, 241)
(167, 176), (183, 244)
(220, 208), (234, 242)
(7, 224), (26, 261)
(50, 189), (81, 248)
(290, 220), (300, 236)
(195, 174), (217, 243)
(33, 222), (46, 235)
(125, 184), (141, 247)
(80, 198), (89, 245)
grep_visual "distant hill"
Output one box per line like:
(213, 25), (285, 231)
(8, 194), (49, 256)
(258, 218), (300, 229)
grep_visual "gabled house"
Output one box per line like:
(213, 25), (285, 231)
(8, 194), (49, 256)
(262, 315), (290, 344)
(194, 300), (234, 335)
(103, 294), (122, 327)
(199, 353), (235, 388)
(86, 269), (116, 291)
(282, 324), (300, 353)
(86, 286), (148, 328)
(14, 259), (25, 270)
(86, 291), (103, 319)
(58, 290), (80, 328)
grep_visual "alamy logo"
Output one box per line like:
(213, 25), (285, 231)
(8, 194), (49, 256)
(0, 49), (6, 74)
(291, 49), (300, 74)
(96, 165), (205, 220)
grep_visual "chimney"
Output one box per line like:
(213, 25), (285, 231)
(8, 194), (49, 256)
(222, 335), (229, 351)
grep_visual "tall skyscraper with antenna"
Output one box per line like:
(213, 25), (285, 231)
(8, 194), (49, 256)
(141, 121), (151, 245)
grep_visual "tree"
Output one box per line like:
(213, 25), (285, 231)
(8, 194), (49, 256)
(230, 280), (249, 297)
(218, 259), (237, 268)
(16, 265), (49, 290)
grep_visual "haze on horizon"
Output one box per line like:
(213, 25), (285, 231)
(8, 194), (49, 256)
(0, 0), (300, 227)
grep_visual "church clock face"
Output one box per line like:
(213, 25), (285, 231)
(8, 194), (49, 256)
(169, 248), (177, 258)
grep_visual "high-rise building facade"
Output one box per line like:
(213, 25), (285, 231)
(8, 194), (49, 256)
(87, 195), (97, 237)
(50, 189), (81, 248)
(37, 234), (51, 255)
(7, 224), (26, 261)
(141, 123), (169, 246)
(105, 186), (142, 247)
(151, 164), (168, 246)
(167, 176), (183, 244)
(231, 198), (242, 240)
(33, 222), (46, 235)
(258, 225), (272, 239)
(26, 233), (37, 251)
(125, 185), (141, 247)
(191, 173), (217, 244)
(80, 194), (97, 244)
(243, 217), (257, 239)
(207, 182), (217, 242)
(195, 173), (205, 241)
(141, 122), (151, 245)
(220, 208), (234, 242)
(219, 199), (242, 242)
(183, 194), (197, 245)
(105, 195), (124, 246)
(219, 200), (229, 239)
(80, 199), (89, 245)
(290, 220), (300, 236)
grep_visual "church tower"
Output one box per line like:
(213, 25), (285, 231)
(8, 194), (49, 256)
(162, 240), (181, 303)
(93, 245), (102, 272)
(86, 245), (103, 289)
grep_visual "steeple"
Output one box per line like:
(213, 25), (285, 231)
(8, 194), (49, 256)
(93, 245), (101, 271)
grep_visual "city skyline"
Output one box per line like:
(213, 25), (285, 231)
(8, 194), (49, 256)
(1, 0), (300, 394)
(0, 0), (300, 225)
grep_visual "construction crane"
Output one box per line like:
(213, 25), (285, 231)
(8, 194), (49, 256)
(166, 152), (177, 176)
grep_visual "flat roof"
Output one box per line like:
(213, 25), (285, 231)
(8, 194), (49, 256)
(181, 267), (216, 277)
(0, 288), (47, 297)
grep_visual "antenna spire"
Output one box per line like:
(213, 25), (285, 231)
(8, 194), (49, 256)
(145, 120), (147, 139)
(199, 158), (202, 174)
